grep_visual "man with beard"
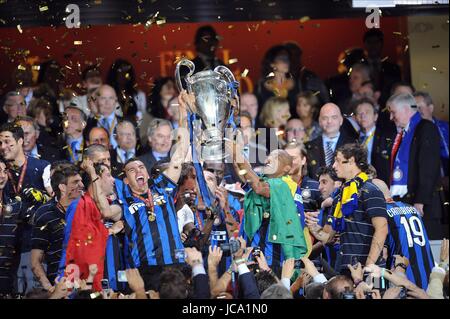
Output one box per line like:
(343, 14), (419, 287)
(115, 91), (190, 291)
(31, 164), (84, 292)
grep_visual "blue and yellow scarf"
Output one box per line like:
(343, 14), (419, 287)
(331, 172), (368, 232)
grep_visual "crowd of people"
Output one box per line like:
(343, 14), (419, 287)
(0, 25), (448, 300)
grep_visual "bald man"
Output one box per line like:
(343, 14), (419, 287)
(85, 84), (122, 150)
(305, 103), (358, 179)
(85, 126), (125, 178)
(229, 142), (308, 270)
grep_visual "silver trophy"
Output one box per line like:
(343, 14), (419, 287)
(175, 58), (239, 161)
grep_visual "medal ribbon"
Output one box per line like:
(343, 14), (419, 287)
(7, 157), (28, 195)
(133, 189), (154, 212)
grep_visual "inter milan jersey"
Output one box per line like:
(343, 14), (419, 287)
(31, 198), (66, 284)
(119, 174), (185, 268)
(0, 196), (23, 294)
(386, 201), (434, 289)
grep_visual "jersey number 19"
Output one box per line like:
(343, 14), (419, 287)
(399, 216), (426, 247)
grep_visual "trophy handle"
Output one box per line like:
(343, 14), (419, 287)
(175, 58), (195, 92)
(214, 65), (240, 117)
(214, 65), (237, 91)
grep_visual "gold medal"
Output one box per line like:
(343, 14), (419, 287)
(263, 212), (270, 219)
(148, 213), (156, 222)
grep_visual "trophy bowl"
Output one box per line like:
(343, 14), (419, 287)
(175, 59), (238, 162)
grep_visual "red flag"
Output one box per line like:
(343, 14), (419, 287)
(60, 193), (109, 292)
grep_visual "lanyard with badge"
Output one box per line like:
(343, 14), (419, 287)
(7, 157), (28, 200)
(67, 140), (84, 163)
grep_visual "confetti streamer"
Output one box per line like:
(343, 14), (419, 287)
(17, 24), (23, 33)
(299, 16), (310, 23)
(241, 69), (249, 77)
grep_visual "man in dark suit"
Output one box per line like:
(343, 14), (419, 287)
(388, 93), (443, 239)
(84, 84), (122, 149)
(15, 116), (61, 163)
(363, 29), (402, 107)
(138, 118), (173, 174)
(59, 105), (87, 165)
(192, 25), (225, 74)
(306, 103), (357, 179)
(353, 98), (395, 184)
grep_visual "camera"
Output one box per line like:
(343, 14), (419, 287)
(398, 286), (407, 299)
(252, 246), (261, 259)
(220, 238), (241, 255)
(294, 259), (304, 269)
(303, 198), (320, 213)
(101, 279), (110, 291)
(183, 227), (204, 250)
(341, 291), (356, 299)
(364, 292), (373, 299)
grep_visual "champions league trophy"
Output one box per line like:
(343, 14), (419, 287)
(175, 58), (239, 161)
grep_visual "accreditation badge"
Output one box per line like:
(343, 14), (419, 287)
(393, 168), (403, 181)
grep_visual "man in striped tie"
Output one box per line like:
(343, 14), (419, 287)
(305, 103), (357, 179)
(114, 120), (137, 164)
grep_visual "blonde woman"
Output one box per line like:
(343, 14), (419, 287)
(295, 91), (322, 143)
(259, 96), (291, 129)
(259, 97), (291, 150)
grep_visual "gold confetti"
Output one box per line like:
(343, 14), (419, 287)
(393, 31), (402, 36)
(17, 64), (26, 70)
(228, 58), (238, 64)
(228, 25), (234, 29)
(267, 72), (275, 77)
(116, 46), (121, 50)
(162, 35), (167, 43)
(238, 169), (248, 176)
(312, 91), (320, 96)
(241, 69), (249, 77)
(17, 24), (23, 33)
(299, 16), (310, 23)
(74, 40), (82, 45)
(404, 45), (409, 53)
(156, 18), (166, 25)
(39, 5), (49, 12)
(432, 66), (437, 71)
